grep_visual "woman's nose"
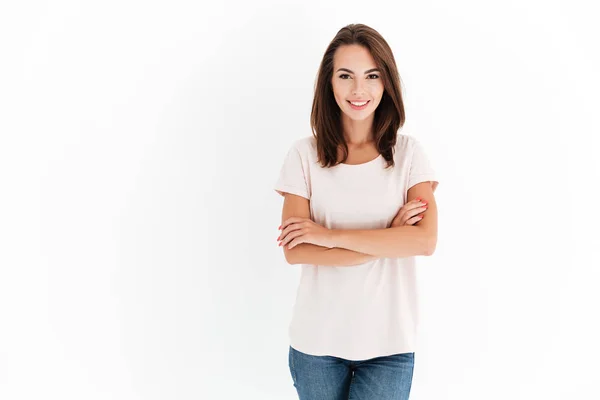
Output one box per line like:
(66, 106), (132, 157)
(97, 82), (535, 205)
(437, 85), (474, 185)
(352, 82), (365, 95)
(352, 86), (365, 95)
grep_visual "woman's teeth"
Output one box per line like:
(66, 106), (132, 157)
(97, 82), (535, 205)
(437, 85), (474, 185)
(348, 100), (369, 110)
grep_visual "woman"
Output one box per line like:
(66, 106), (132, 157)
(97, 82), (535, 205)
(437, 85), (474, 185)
(274, 23), (439, 400)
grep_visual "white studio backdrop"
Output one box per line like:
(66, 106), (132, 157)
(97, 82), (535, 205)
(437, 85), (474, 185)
(1, 0), (599, 399)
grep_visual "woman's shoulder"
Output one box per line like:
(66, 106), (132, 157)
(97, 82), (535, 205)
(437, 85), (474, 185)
(297, 134), (316, 147)
(395, 133), (417, 149)
(290, 135), (317, 157)
(392, 133), (417, 158)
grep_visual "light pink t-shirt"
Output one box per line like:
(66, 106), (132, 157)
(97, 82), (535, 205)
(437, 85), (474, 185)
(274, 133), (439, 361)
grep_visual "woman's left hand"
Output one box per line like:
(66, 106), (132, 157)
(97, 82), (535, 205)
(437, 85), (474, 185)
(278, 217), (336, 249)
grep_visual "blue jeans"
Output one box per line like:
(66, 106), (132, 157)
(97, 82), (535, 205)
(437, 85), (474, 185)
(288, 345), (415, 400)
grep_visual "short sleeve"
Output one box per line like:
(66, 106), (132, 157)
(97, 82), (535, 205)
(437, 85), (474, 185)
(408, 138), (439, 193)
(273, 141), (311, 199)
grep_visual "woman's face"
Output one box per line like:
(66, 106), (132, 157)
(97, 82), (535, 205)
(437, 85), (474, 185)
(331, 44), (385, 122)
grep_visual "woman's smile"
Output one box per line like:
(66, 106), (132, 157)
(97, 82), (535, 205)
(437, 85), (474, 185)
(347, 100), (370, 110)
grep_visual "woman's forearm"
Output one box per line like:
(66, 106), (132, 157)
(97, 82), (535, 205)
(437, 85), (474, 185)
(331, 226), (431, 258)
(284, 243), (378, 266)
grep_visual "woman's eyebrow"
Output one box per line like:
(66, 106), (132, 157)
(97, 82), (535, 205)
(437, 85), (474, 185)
(336, 68), (380, 74)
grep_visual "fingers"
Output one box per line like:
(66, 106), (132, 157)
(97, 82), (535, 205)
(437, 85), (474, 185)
(405, 214), (424, 225)
(279, 227), (305, 247)
(399, 205), (428, 221)
(408, 199), (428, 210)
(390, 199), (430, 227)
(279, 222), (305, 241)
(399, 199), (427, 214)
(394, 199), (428, 226)
(280, 217), (310, 232)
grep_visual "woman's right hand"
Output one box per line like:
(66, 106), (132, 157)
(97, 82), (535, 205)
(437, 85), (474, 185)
(390, 198), (429, 227)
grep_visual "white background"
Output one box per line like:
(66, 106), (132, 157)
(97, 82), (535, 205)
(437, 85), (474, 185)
(1, 1), (599, 399)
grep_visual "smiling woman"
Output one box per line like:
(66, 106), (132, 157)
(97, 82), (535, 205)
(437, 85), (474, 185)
(333, 60), (384, 118)
(273, 23), (439, 400)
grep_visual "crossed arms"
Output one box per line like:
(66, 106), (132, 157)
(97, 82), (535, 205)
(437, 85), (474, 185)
(279, 181), (438, 266)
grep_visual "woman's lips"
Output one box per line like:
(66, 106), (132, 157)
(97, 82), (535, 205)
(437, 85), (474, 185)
(347, 100), (370, 110)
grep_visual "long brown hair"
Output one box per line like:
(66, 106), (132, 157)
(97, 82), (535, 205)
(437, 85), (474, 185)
(310, 23), (405, 169)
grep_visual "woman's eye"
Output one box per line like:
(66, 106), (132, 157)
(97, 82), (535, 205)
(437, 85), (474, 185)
(338, 74), (379, 79)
